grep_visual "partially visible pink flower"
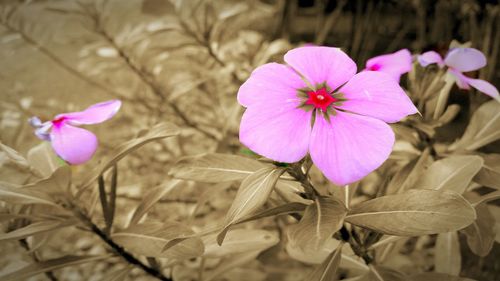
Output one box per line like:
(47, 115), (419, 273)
(29, 100), (121, 165)
(364, 49), (412, 82)
(238, 47), (417, 185)
(418, 48), (499, 101)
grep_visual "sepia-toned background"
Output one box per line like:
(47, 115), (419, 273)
(0, 0), (499, 280)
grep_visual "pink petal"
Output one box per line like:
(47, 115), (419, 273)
(365, 49), (412, 81)
(309, 112), (394, 185)
(448, 69), (471, 89)
(466, 78), (500, 100)
(56, 100), (121, 125)
(444, 48), (486, 72)
(238, 63), (306, 108)
(418, 51), (444, 67)
(336, 71), (418, 123)
(50, 123), (98, 165)
(284, 46), (356, 90)
(239, 105), (312, 163)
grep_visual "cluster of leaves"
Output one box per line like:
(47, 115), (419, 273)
(0, 0), (499, 281)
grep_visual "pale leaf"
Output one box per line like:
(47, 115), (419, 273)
(345, 190), (476, 236)
(129, 179), (181, 225)
(112, 221), (204, 260)
(435, 232), (461, 275)
(461, 203), (495, 257)
(0, 255), (110, 281)
(452, 100), (500, 151)
(306, 242), (343, 281)
(169, 153), (266, 183)
(81, 122), (179, 187)
(203, 229), (278, 258)
(415, 155), (483, 193)
(218, 167), (284, 244)
(287, 196), (347, 251)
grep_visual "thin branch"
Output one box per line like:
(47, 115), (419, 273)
(71, 204), (173, 281)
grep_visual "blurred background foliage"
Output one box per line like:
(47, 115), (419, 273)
(0, 0), (499, 280)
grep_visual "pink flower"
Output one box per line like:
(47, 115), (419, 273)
(29, 100), (121, 165)
(238, 47), (417, 185)
(418, 48), (499, 101)
(365, 49), (412, 82)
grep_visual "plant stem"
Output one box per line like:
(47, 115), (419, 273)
(71, 204), (173, 281)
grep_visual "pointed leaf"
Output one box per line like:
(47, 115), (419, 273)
(435, 232), (461, 275)
(0, 220), (75, 242)
(306, 242), (343, 281)
(112, 222), (204, 260)
(345, 190), (476, 236)
(409, 273), (476, 281)
(0, 182), (59, 207)
(386, 148), (431, 194)
(288, 196), (347, 251)
(27, 142), (64, 177)
(169, 153), (266, 183)
(23, 166), (71, 195)
(416, 155), (483, 193)
(0, 142), (29, 169)
(452, 100), (500, 151)
(130, 179), (181, 225)
(203, 229), (278, 258)
(218, 167), (284, 244)
(204, 250), (261, 281)
(367, 266), (406, 281)
(461, 203), (495, 257)
(81, 123), (179, 187)
(474, 154), (500, 189)
(0, 255), (110, 281)
(236, 202), (307, 225)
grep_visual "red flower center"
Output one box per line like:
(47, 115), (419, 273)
(305, 88), (337, 111)
(52, 117), (67, 128)
(368, 63), (381, 71)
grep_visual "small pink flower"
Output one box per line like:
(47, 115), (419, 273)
(29, 100), (121, 165)
(418, 48), (499, 100)
(365, 49), (412, 82)
(238, 46), (417, 185)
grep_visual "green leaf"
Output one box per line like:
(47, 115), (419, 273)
(409, 273), (476, 281)
(112, 221), (204, 260)
(0, 255), (110, 281)
(203, 229), (278, 258)
(415, 155), (483, 193)
(0, 220), (75, 242)
(474, 154), (500, 189)
(435, 232), (461, 275)
(130, 179), (181, 225)
(461, 203), (495, 257)
(0, 182), (60, 207)
(345, 190), (476, 236)
(452, 100), (500, 151)
(306, 242), (343, 281)
(81, 122), (179, 187)
(217, 167), (284, 244)
(287, 196), (347, 252)
(169, 153), (266, 183)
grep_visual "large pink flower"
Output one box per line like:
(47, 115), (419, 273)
(418, 47), (499, 101)
(365, 49), (412, 82)
(238, 47), (417, 185)
(29, 100), (121, 165)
